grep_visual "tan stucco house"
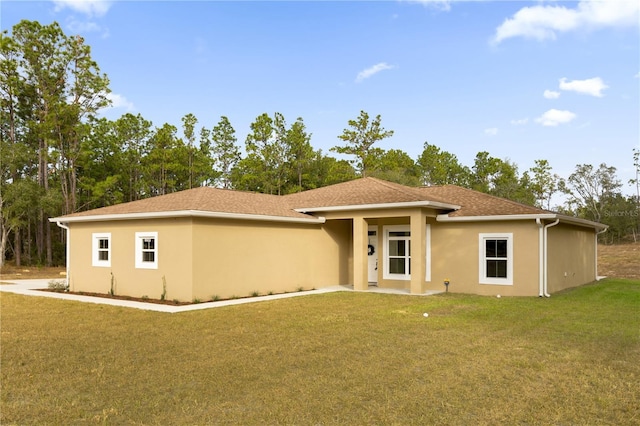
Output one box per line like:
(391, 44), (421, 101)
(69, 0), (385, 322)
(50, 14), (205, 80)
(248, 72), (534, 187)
(50, 177), (606, 301)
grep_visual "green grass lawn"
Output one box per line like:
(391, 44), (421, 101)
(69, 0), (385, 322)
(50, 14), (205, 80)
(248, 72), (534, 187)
(2, 279), (639, 425)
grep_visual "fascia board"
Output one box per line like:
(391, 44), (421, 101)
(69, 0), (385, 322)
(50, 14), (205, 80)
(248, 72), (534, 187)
(49, 210), (326, 225)
(437, 213), (607, 230)
(557, 215), (608, 230)
(294, 200), (460, 213)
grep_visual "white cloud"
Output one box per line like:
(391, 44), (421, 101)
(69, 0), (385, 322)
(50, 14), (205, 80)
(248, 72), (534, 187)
(544, 89), (561, 99)
(65, 17), (109, 38)
(484, 127), (498, 136)
(510, 118), (529, 126)
(53, 0), (113, 17)
(66, 19), (100, 33)
(405, 0), (453, 11)
(355, 62), (396, 83)
(104, 93), (134, 111)
(559, 77), (608, 97)
(635, 71), (640, 79)
(535, 109), (577, 127)
(492, 0), (639, 44)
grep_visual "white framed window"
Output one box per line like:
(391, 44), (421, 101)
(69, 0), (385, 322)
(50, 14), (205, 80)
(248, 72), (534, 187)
(383, 225), (411, 280)
(92, 233), (111, 267)
(479, 233), (513, 285)
(135, 232), (158, 269)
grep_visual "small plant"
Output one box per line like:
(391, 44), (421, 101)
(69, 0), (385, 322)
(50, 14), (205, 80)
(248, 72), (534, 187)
(48, 279), (69, 292)
(230, 295), (238, 300)
(297, 286), (304, 292)
(160, 276), (167, 301)
(250, 290), (260, 297)
(172, 299), (180, 304)
(141, 295), (149, 300)
(109, 272), (115, 296)
(192, 298), (202, 304)
(211, 295), (220, 302)
(268, 291), (274, 296)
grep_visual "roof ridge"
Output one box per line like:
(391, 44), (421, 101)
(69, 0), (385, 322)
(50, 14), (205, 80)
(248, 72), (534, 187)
(438, 184), (552, 213)
(367, 177), (425, 200)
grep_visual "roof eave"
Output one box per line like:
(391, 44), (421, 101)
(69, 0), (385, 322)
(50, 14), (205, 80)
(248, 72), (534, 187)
(436, 213), (607, 230)
(294, 200), (460, 213)
(49, 210), (326, 225)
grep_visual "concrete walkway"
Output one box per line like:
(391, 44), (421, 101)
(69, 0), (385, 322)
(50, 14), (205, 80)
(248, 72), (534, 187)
(0, 279), (441, 313)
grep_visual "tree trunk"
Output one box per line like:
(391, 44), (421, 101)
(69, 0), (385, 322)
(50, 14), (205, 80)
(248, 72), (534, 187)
(36, 210), (44, 263)
(26, 220), (32, 265)
(45, 219), (52, 266)
(0, 226), (8, 270)
(14, 228), (21, 267)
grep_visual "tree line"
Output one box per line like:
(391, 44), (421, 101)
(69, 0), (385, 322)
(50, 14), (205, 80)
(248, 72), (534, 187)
(1, 20), (638, 268)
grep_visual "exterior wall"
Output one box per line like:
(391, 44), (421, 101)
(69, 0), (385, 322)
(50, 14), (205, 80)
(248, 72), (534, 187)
(190, 218), (351, 300)
(547, 224), (596, 293)
(428, 220), (541, 296)
(65, 211), (596, 301)
(68, 218), (194, 301)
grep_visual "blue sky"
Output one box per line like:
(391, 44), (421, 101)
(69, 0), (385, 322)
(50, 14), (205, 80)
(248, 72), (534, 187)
(3, 0), (639, 195)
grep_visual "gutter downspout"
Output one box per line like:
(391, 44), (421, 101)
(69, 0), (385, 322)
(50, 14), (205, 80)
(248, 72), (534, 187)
(536, 219), (544, 297)
(54, 221), (70, 287)
(595, 228), (608, 279)
(543, 219), (560, 297)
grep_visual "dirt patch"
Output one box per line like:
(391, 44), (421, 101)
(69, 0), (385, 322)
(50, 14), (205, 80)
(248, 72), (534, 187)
(0, 264), (66, 280)
(40, 289), (193, 305)
(598, 243), (640, 279)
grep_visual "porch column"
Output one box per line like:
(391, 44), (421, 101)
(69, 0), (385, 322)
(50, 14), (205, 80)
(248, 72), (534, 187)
(410, 210), (426, 295)
(353, 216), (369, 291)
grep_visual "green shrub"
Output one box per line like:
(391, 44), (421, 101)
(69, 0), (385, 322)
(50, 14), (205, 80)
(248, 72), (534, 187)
(47, 279), (69, 292)
(109, 272), (115, 296)
(160, 276), (167, 301)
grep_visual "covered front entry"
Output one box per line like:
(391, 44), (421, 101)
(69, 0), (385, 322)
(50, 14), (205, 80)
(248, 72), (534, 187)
(351, 209), (430, 295)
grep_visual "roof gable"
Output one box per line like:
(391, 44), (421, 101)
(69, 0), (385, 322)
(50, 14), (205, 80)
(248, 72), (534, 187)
(283, 177), (455, 210)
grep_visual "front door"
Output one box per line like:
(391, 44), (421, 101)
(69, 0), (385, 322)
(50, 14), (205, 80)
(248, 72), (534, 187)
(367, 227), (378, 284)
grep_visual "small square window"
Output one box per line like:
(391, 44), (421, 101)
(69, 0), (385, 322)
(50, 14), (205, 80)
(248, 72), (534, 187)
(136, 232), (158, 269)
(92, 233), (111, 267)
(479, 233), (513, 285)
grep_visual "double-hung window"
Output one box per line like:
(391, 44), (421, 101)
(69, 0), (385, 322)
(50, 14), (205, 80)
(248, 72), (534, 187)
(92, 233), (111, 267)
(135, 232), (158, 269)
(383, 225), (411, 280)
(479, 233), (513, 285)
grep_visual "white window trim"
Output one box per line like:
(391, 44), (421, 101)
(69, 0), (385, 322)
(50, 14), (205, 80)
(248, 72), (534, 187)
(92, 233), (111, 267)
(425, 224), (431, 282)
(383, 225), (411, 281)
(479, 233), (513, 285)
(135, 232), (158, 270)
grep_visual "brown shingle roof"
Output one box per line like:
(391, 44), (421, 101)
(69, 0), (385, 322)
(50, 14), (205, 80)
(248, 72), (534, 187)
(283, 177), (454, 209)
(55, 178), (559, 222)
(417, 185), (551, 217)
(62, 186), (315, 220)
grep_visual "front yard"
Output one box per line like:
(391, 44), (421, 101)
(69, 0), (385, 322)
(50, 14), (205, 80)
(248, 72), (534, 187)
(1, 278), (639, 424)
